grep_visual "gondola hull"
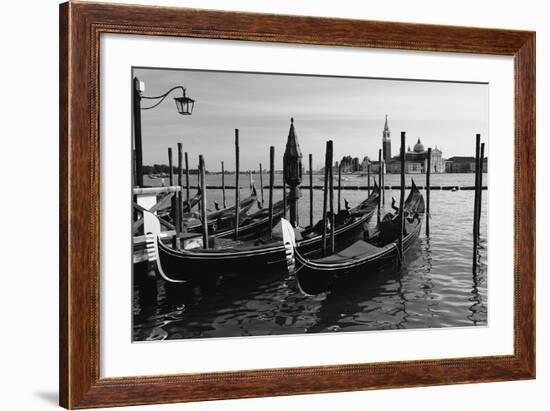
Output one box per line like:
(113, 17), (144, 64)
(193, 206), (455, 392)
(289, 182), (425, 295)
(293, 220), (422, 295)
(149, 190), (379, 284)
(201, 199), (286, 240)
(178, 192), (257, 233)
(155, 208), (375, 284)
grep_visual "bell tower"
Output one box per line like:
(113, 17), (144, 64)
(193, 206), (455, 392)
(382, 115), (391, 162)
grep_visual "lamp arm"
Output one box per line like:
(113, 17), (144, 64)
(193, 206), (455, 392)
(141, 86), (186, 110)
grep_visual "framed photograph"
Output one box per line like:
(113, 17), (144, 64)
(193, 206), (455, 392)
(59, 2), (535, 409)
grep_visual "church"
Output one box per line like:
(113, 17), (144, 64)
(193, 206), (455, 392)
(379, 116), (445, 174)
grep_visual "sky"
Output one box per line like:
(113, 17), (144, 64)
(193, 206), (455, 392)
(134, 67), (488, 171)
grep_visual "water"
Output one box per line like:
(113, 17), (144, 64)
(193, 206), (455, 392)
(144, 171), (487, 190)
(133, 173), (487, 341)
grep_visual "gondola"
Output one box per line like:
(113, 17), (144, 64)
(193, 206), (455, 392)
(158, 188), (256, 231)
(156, 189), (203, 219)
(200, 197), (287, 240)
(185, 187), (258, 234)
(283, 181), (425, 295)
(142, 187), (379, 284)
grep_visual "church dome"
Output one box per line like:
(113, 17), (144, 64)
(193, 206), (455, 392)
(413, 138), (425, 153)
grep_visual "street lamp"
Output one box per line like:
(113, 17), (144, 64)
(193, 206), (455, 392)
(133, 76), (195, 187)
(174, 90), (195, 115)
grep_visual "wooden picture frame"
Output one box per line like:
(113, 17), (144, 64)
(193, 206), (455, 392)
(59, 1), (535, 408)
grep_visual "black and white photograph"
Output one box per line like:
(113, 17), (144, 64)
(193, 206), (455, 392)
(132, 67), (488, 342)
(3, 0), (544, 409)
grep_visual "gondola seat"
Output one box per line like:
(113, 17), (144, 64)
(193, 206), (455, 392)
(314, 240), (389, 264)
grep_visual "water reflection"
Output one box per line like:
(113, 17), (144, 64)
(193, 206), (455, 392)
(133, 189), (488, 341)
(469, 238), (487, 325)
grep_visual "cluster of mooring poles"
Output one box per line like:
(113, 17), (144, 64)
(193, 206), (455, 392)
(142, 115), (485, 275)
(150, 119), (306, 254)
(165, 142), (193, 250)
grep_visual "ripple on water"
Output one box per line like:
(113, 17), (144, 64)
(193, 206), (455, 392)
(133, 189), (487, 341)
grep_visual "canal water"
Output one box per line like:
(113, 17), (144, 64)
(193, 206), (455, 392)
(133, 173), (487, 341)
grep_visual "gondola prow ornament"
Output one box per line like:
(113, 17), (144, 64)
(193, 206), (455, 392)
(281, 218), (296, 272)
(283, 118), (303, 227)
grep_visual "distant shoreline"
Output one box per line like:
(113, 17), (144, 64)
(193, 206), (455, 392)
(146, 170), (486, 177)
(143, 184), (488, 191)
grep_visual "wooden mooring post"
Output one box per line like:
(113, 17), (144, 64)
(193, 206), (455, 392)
(377, 149), (382, 225)
(221, 161), (226, 208)
(367, 162), (371, 195)
(168, 147), (176, 223)
(322, 141), (330, 256)
(133, 77), (144, 188)
(177, 143), (184, 226)
(473, 134), (481, 268)
(477, 143), (485, 233)
(259, 163), (264, 205)
(380, 159), (386, 205)
(168, 148), (174, 185)
(329, 141), (335, 254)
(199, 155), (209, 249)
(473, 135), (484, 269)
(234, 129), (240, 240)
(338, 162), (342, 212)
(248, 169), (253, 192)
(184, 152), (190, 208)
(309, 154), (313, 227)
(398, 132), (406, 266)
(172, 153), (182, 250)
(269, 146), (275, 238)
(426, 147), (431, 236)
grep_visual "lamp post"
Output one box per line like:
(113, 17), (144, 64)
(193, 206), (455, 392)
(283, 118), (303, 228)
(132, 76), (195, 187)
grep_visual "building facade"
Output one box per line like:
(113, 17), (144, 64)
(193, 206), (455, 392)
(380, 116), (444, 174)
(445, 156), (488, 173)
(360, 156), (371, 172)
(386, 139), (444, 174)
(330, 117), (450, 175)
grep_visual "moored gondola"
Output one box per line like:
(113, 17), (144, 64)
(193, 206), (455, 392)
(156, 189), (202, 219)
(143, 187), (379, 285)
(185, 186), (258, 234)
(283, 181), (425, 295)
(134, 187), (260, 263)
